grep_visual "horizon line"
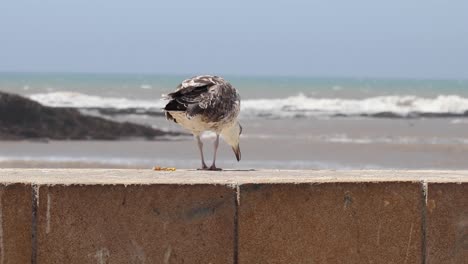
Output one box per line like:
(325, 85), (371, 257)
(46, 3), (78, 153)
(0, 70), (467, 82)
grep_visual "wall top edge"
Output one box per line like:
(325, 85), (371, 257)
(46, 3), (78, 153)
(0, 169), (467, 186)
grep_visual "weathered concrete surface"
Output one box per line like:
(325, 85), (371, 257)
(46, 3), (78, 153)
(427, 183), (468, 264)
(36, 184), (235, 264)
(239, 183), (423, 264)
(0, 184), (32, 264)
(1, 169), (468, 185)
(0, 169), (467, 263)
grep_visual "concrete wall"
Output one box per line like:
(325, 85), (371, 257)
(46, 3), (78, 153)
(0, 169), (466, 264)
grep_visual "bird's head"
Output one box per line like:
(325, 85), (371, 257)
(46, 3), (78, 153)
(221, 121), (242, 161)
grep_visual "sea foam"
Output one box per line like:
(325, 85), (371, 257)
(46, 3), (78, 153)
(29, 91), (165, 109)
(241, 93), (468, 118)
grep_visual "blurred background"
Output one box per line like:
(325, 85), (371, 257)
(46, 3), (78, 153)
(1, 0), (468, 169)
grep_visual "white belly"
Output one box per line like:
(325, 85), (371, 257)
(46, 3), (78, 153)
(169, 112), (225, 135)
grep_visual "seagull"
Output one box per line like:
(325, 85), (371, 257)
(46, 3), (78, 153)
(163, 75), (242, 170)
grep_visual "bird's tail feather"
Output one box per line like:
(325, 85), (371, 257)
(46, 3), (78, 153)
(165, 112), (177, 123)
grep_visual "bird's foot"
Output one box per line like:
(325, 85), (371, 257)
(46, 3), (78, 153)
(197, 164), (209, 170)
(196, 164), (221, 171)
(209, 165), (222, 171)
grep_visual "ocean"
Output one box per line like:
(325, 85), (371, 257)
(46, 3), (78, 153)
(1, 72), (468, 169)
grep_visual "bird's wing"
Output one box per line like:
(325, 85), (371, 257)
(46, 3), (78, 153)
(164, 76), (219, 113)
(167, 75), (223, 97)
(164, 75), (239, 122)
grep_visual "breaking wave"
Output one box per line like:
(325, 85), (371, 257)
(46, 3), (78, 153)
(241, 94), (468, 118)
(29, 92), (468, 119)
(29, 91), (165, 109)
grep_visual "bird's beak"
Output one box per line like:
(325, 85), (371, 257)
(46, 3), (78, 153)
(232, 145), (241, 161)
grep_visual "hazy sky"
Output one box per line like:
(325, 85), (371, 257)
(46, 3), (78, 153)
(1, 0), (467, 78)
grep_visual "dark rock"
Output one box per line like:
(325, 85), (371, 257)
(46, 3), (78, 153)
(366, 112), (403, 118)
(84, 107), (165, 117)
(0, 91), (184, 140)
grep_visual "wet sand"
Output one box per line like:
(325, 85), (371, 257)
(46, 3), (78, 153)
(1, 117), (468, 170)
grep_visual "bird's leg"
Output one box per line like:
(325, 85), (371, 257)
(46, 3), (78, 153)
(196, 135), (208, 170)
(209, 134), (222, 171)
